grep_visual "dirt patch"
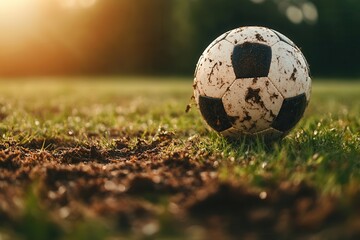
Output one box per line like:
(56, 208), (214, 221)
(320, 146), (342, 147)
(290, 67), (298, 81)
(255, 33), (266, 42)
(61, 146), (109, 164)
(0, 133), (360, 239)
(186, 181), (345, 237)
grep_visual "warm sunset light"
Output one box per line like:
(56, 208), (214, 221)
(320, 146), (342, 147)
(0, 0), (42, 43)
(58, 0), (97, 9)
(0, 0), (102, 76)
(0, 0), (40, 25)
(0, 0), (98, 32)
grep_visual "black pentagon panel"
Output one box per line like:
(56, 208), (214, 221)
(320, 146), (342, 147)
(231, 42), (272, 79)
(198, 95), (232, 132)
(271, 93), (307, 132)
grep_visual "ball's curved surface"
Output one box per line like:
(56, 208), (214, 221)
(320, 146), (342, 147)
(194, 26), (311, 140)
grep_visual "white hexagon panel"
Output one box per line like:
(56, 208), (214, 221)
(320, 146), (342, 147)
(222, 77), (284, 133)
(271, 29), (296, 48)
(268, 41), (311, 100)
(225, 26), (280, 47)
(202, 30), (232, 54)
(194, 39), (236, 101)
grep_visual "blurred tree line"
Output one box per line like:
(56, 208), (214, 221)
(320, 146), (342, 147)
(1, 0), (359, 77)
(93, 0), (359, 77)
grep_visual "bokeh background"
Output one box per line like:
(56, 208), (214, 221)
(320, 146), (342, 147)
(0, 0), (359, 77)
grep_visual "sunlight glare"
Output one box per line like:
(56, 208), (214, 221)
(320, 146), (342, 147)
(250, 0), (266, 4)
(286, 5), (304, 24)
(59, 0), (77, 9)
(302, 2), (318, 24)
(80, 0), (97, 8)
(0, 0), (42, 44)
(58, 0), (97, 9)
(0, 0), (40, 25)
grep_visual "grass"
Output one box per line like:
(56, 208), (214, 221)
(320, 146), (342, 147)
(0, 77), (359, 239)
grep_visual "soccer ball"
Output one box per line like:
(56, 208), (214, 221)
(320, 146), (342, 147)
(194, 26), (311, 140)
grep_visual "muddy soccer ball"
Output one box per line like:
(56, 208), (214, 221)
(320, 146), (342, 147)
(194, 26), (311, 140)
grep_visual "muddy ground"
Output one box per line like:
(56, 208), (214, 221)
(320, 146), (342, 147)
(1, 131), (360, 239)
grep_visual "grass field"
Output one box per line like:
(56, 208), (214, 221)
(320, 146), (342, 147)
(0, 78), (360, 239)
